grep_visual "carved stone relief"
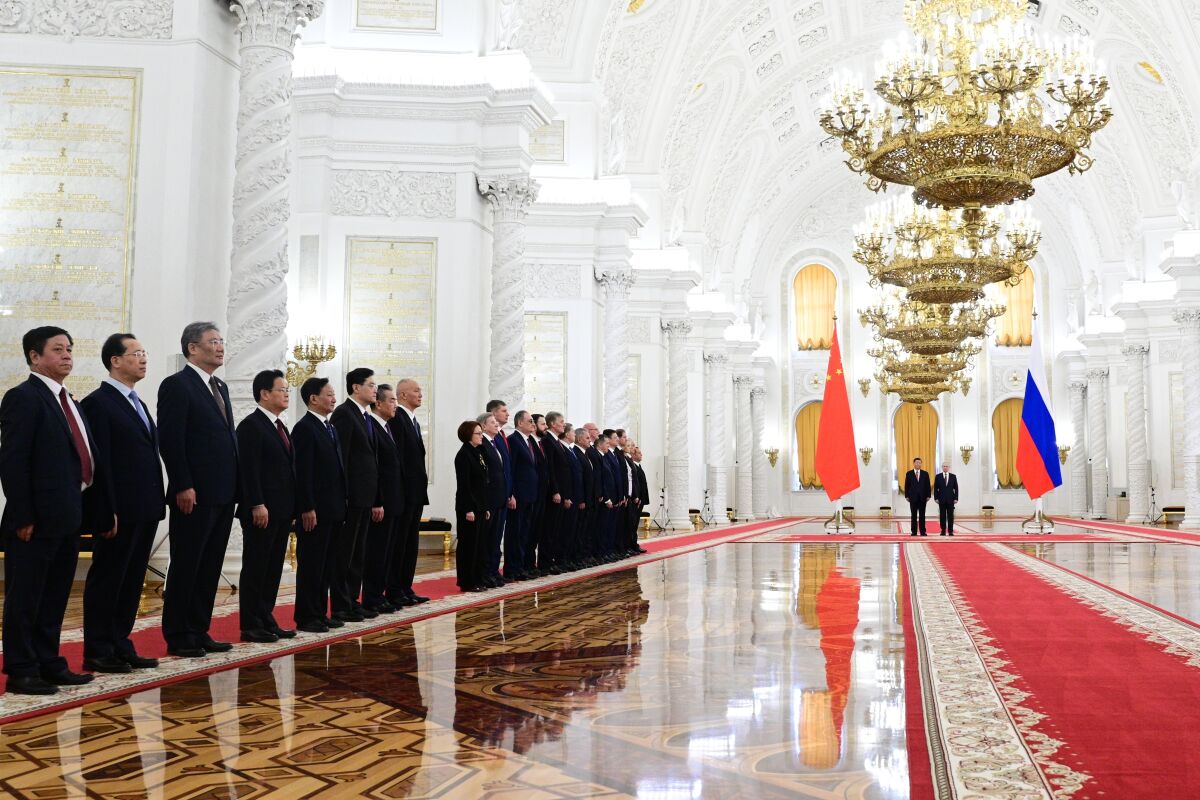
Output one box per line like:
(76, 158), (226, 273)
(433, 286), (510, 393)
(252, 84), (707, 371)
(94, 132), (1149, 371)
(0, 0), (173, 39)
(330, 169), (455, 218)
(526, 263), (583, 298)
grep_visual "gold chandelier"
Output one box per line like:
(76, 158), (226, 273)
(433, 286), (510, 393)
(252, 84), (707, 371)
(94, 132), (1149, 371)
(819, 0), (1111, 209)
(876, 372), (971, 405)
(860, 295), (1003, 356)
(854, 195), (1039, 305)
(871, 340), (979, 385)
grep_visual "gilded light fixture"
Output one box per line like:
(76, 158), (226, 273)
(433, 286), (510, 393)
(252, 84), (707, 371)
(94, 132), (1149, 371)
(854, 195), (1039, 305)
(858, 377), (872, 397)
(764, 447), (780, 468)
(960, 444), (974, 464)
(286, 336), (337, 387)
(860, 295), (1004, 356)
(818, 0), (1112, 209)
(859, 446), (873, 465)
(871, 340), (980, 386)
(874, 372), (966, 405)
(1058, 444), (1071, 464)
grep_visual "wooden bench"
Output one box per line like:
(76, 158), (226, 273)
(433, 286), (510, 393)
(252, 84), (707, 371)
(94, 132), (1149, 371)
(1162, 506), (1185, 525)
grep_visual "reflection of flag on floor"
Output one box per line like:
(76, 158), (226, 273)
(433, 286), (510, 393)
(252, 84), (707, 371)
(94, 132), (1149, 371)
(1015, 318), (1062, 499)
(814, 324), (859, 501)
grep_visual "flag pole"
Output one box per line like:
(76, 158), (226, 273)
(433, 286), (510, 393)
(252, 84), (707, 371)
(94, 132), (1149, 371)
(824, 497), (856, 534)
(1021, 496), (1055, 534)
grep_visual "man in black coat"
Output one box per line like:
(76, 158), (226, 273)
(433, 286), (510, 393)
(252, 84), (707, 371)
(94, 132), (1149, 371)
(934, 461), (959, 536)
(631, 445), (651, 549)
(80, 333), (166, 674)
(903, 457), (932, 537)
(1, 327), (106, 694)
(157, 322), (238, 658)
(329, 368), (383, 622)
(292, 377), (347, 633)
(539, 412), (574, 573)
(596, 432), (622, 561)
(573, 427), (598, 566)
(505, 411), (539, 581)
(477, 412), (508, 588)
(235, 369), (297, 643)
(385, 379), (430, 607)
(362, 384), (404, 612)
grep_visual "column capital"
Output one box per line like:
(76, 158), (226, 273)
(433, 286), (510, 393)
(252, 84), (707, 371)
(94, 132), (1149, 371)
(732, 374), (754, 386)
(662, 319), (693, 336)
(1121, 343), (1150, 357)
(703, 351), (729, 366)
(477, 174), (540, 221)
(1068, 379), (1088, 393)
(750, 386), (766, 399)
(1085, 368), (1109, 381)
(596, 269), (635, 290)
(231, 0), (324, 49)
(1173, 308), (1200, 328)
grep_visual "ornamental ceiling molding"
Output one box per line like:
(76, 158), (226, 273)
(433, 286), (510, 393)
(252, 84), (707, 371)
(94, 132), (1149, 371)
(598, 2), (677, 164)
(0, 0), (173, 39)
(664, 82), (726, 195)
(330, 169), (455, 218)
(508, 0), (575, 60)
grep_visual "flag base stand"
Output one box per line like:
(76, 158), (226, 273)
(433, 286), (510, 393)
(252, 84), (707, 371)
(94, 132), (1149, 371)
(824, 508), (855, 534)
(1021, 504), (1055, 535)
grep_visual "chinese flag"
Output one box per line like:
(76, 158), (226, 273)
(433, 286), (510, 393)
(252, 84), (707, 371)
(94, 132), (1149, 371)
(814, 324), (860, 501)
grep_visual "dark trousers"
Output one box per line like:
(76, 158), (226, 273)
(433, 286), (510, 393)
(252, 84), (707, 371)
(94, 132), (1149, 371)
(294, 520), (336, 625)
(455, 510), (484, 589)
(162, 503), (234, 650)
(486, 504), (505, 578)
(525, 501), (545, 571)
(2, 529), (79, 677)
(541, 502), (564, 566)
(598, 507), (615, 556)
(909, 501), (927, 535)
(385, 502), (424, 602)
(83, 519), (158, 658)
(626, 503), (642, 549)
(331, 507), (370, 613)
(237, 516), (291, 632)
(505, 502), (532, 577)
(362, 510), (398, 608)
(938, 502), (955, 534)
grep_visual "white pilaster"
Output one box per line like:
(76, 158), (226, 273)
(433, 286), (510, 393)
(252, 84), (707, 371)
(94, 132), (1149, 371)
(751, 385), (768, 519)
(1173, 309), (1200, 529)
(663, 319), (693, 528)
(599, 270), (634, 428)
(478, 174), (539, 412)
(1068, 378), (1089, 518)
(1122, 344), (1151, 524)
(704, 352), (730, 523)
(1086, 368), (1109, 519)
(225, 0), (324, 421)
(733, 375), (754, 521)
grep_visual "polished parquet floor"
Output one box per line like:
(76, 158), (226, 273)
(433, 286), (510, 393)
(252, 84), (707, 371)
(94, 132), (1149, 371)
(2, 519), (1199, 799)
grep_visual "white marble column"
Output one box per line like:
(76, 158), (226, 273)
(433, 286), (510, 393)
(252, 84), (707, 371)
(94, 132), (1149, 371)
(663, 320), (693, 528)
(598, 271), (635, 428)
(751, 386), (768, 519)
(1123, 344), (1151, 524)
(1086, 368), (1109, 519)
(1174, 309), (1200, 529)
(704, 352), (730, 523)
(225, 0), (324, 421)
(1068, 379), (1089, 518)
(733, 375), (754, 521)
(478, 175), (539, 411)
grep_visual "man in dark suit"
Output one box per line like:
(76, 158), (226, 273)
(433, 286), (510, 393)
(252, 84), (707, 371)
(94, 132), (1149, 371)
(477, 412), (508, 588)
(903, 457), (932, 537)
(631, 445), (651, 549)
(157, 322), (239, 658)
(572, 427), (598, 566)
(934, 461), (959, 536)
(484, 399), (514, 584)
(362, 384), (404, 612)
(561, 424), (585, 569)
(615, 430), (646, 555)
(505, 411), (539, 580)
(292, 377), (347, 633)
(329, 368), (383, 622)
(385, 378), (430, 607)
(235, 369), (297, 643)
(80, 333), (166, 674)
(595, 430), (621, 562)
(604, 430), (632, 557)
(528, 414), (550, 574)
(1, 327), (106, 694)
(540, 412), (573, 573)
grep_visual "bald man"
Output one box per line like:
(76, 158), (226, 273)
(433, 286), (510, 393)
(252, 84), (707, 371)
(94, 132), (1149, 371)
(384, 379), (429, 606)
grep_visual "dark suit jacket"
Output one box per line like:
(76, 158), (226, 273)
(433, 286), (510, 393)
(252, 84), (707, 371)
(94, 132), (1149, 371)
(585, 446), (606, 503)
(599, 450), (621, 503)
(934, 471), (959, 504)
(80, 382), (166, 531)
(480, 435), (507, 509)
(454, 444), (489, 515)
(574, 445), (596, 506)
(492, 432), (514, 499)
(541, 433), (572, 500)
(157, 366), (238, 506)
(532, 434), (549, 498)
(0, 375), (97, 535)
(566, 445), (585, 505)
(235, 408), (296, 525)
(369, 416), (404, 514)
(605, 450), (628, 502)
(387, 408), (428, 506)
(331, 399), (380, 509)
(903, 469), (932, 503)
(633, 462), (650, 506)
(507, 431), (540, 505)
(292, 412), (347, 525)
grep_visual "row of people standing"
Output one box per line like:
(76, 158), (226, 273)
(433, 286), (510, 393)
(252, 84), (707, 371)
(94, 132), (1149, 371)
(451, 401), (652, 593)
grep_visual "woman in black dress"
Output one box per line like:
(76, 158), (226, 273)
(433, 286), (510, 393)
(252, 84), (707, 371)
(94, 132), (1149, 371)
(453, 420), (490, 592)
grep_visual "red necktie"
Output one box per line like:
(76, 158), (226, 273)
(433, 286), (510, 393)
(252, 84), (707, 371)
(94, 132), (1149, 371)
(59, 388), (93, 484)
(276, 418), (291, 452)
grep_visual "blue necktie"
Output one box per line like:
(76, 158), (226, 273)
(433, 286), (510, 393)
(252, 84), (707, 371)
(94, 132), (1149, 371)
(325, 420), (337, 443)
(128, 389), (151, 433)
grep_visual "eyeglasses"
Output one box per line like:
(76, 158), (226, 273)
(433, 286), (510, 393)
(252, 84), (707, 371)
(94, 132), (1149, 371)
(125, 350), (148, 358)
(203, 339), (225, 347)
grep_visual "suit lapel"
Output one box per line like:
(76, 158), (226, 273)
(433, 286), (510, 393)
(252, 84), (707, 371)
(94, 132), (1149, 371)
(29, 376), (73, 441)
(103, 383), (153, 442)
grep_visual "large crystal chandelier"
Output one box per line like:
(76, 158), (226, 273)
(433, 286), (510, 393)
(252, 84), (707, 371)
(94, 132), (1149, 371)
(854, 195), (1039, 305)
(819, 0), (1111, 209)
(871, 340), (980, 385)
(860, 295), (1003, 357)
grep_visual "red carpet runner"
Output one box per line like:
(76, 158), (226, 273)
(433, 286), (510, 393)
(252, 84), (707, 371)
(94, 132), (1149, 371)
(904, 542), (1200, 799)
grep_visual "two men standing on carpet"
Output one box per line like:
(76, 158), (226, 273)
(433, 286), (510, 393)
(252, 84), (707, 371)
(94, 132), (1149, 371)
(903, 457), (958, 536)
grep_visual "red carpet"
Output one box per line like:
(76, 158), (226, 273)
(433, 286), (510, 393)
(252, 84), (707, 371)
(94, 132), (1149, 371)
(907, 543), (1200, 798)
(0, 518), (793, 713)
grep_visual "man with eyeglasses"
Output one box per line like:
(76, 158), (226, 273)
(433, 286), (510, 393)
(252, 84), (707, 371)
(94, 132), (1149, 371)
(157, 322), (239, 658)
(78, 333), (166, 674)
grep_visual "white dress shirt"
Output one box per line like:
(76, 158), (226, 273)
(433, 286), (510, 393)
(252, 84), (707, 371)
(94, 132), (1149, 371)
(31, 372), (94, 488)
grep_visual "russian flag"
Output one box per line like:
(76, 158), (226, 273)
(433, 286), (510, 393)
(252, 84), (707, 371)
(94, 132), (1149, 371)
(1015, 317), (1063, 499)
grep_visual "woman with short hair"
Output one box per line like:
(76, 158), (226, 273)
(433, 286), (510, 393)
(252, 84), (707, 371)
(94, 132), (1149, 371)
(453, 420), (490, 592)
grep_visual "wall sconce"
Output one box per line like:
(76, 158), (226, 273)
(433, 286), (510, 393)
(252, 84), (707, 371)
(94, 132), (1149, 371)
(858, 377), (871, 397)
(959, 377), (971, 396)
(764, 447), (779, 468)
(859, 447), (873, 465)
(960, 444), (974, 465)
(286, 335), (337, 387)
(1058, 445), (1071, 465)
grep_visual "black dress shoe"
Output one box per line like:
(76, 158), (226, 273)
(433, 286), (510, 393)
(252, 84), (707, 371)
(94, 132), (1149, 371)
(940, 532), (947, 536)
(391, 595), (417, 607)
(356, 607), (380, 619)
(334, 611), (364, 623)
(269, 626), (297, 639)
(296, 620), (329, 633)
(119, 653), (159, 669)
(41, 670), (95, 686)
(910, 533), (917, 536)
(635, 547), (648, 554)
(409, 594), (430, 604)
(167, 646), (208, 658)
(323, 616), (345, 628)
(201, 638), (233, 653)
(947, 532), (954, 536)
(241, 629), (279, 644)
(365, 601), (396, 614)
(919, 533), (928, 536)
(82, 655), (133, 674)
(7, 675), (58, 695)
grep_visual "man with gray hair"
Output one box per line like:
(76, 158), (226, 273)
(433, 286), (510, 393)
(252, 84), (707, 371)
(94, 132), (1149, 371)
(477, 412), (509, 586)
(157, 322), (239, 658)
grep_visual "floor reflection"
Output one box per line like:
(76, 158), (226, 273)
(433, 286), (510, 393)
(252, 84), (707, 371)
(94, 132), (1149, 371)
(0, 543), (910, 799)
